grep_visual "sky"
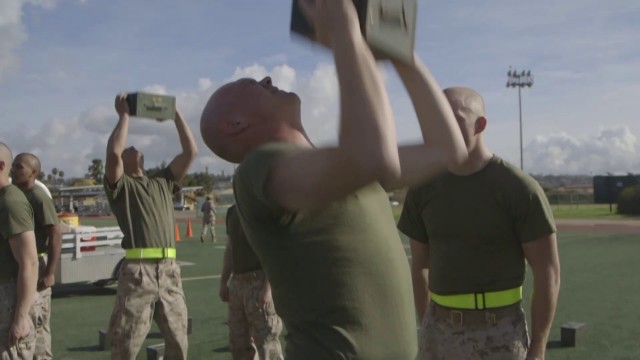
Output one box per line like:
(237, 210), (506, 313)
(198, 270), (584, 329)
(1, 0), (639, 178)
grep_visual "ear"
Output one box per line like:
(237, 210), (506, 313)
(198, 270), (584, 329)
(220, 115), (250, 136)
(0, 161), (5, 172)
(474, 116), (487, 135)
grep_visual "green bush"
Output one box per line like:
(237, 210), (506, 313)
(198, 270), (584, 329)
(617, 184), (640, 215)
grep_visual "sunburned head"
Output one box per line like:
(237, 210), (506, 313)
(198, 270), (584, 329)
(443, 87), (488, 152)
(11, 153), (41, 188)
(122, 146), (145, 176)
(200, 76), (302, 163)
(0, 142), (13, 182)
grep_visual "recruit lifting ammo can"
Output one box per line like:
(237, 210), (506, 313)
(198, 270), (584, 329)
(126, 92), (176, 121)
(290, 0), (417, 63)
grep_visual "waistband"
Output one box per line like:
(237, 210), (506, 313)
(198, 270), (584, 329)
(430, 286), (522, 310)
(431, 302), (522, 326)
(233, 270), (265, 280)
(125, 248), (176, 259)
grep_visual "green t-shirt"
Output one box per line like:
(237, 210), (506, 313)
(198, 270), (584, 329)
(397, 155), (556, 295)
(23, 186), (59, 254)
(104, 168), (180, 249)
(226, 205), (262, 275)
(234, 142), (417, 360)
(0, 185), (34, 281)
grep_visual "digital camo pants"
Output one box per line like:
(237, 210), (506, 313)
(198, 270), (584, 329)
(228, 270), (283, 360)
(419, 302), (529, 360)
(108, 259), (188, 360)
(0, 282), (35, 360)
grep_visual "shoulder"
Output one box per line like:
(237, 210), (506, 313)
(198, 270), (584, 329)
(491, 156), (543, 192)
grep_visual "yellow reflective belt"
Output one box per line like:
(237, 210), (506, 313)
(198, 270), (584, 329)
(38, 253), (46, 257)
(430, 286), (522, 310)
(125, 248), (176, 259)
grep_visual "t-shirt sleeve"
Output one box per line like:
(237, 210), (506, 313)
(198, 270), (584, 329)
(103, 174), (126, 200)
(1, 198), (34, 241)
(397, 187), (429, 243)
(233, 143), (296, 225)
(513, 178), (557, 243)
(37, 192), (59, 226)
(157, 167), (181, 195)
(226, 206), (235, 236)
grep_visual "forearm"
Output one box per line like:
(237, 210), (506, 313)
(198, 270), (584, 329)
(394, 58), (467, 165)
(333, 23), (399, 182)
(14, 260), (38, 320)
(107, 115), (129, 156)
(220, 243), (233, 286)
(411, 269), (429, 321)
(45, 227), (62, 276)
(529, 270), (561, 354)
(174, 111), (198, 158)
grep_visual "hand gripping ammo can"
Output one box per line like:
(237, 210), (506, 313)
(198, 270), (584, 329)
(126, 92), (176, 121)
(290, 0), (418, 63)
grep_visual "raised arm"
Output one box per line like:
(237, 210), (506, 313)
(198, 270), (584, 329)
(105, 94), (130, 185)
(168, 108), (198, 182)
(8, 231), (38, 346)
(267, 0), (400, 211)
(388, 55), (468, 189)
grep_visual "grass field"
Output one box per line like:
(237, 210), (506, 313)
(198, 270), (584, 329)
(48, 214), (640, 359)
(391, 203), (640, 221)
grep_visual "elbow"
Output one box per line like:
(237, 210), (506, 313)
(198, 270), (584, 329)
(366, 153), (402, 188)
(448, 146), (469, 167)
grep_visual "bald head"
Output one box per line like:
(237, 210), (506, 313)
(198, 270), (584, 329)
(443, 87), (486, 119)
(200, 84), (245, 163)
(15, 153), (41, 174)
(0, 142), (12, 164)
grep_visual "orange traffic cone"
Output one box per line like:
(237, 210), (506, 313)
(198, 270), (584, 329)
(175, 223), (181, 242)
(186, 220), (193, 238)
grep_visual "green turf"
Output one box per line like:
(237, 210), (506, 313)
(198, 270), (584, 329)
(49, 216), (639, 359)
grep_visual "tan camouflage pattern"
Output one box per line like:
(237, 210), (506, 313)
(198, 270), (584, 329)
(108, 259), (188, 360)
(228, 270), (283, 360)
(0, 282), (35, 360)
(419, 302), (529, 360)
(29, 255), (52, 360)
(200, 221), (217, 243)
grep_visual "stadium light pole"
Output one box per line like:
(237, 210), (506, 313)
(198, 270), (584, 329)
(506, 67), (534, 171)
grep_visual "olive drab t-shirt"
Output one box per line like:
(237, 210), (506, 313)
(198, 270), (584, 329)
(225, 205), (262, 275)
(0, 185), (34, 281)
(104, 168), (180, 249)
(23, 186), (59, 254)
(397, 155), (556, 295)
(234, 142), (417, 360)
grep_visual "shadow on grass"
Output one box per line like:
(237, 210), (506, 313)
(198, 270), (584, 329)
(213, 345), (230, 353)
(547, 340), (564, 349)
(52, 284), (117, 299)
(67, 345), (104, 352)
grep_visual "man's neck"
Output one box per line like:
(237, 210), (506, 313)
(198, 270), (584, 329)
(449, 145), (493, 176)
(15, 180), (35, 191)
(0, 175), (10, 190)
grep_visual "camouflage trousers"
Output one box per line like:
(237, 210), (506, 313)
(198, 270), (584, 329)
(228, 270), (283, 360)
(201, 221), (216, 242)
(108, 259), (188, 360)
(0, 282), (36, 360)
(419, 302), (529, 360)
(28, 255), (53, 360)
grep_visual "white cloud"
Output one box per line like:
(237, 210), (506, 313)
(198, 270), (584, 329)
(525, 126), (640, 175)
(0, 0), (56, 81)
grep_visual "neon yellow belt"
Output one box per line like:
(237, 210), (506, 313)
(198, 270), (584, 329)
(125, 248), (176, 259)
(38, 253), (46, 257)
(430, 286), (522, 310)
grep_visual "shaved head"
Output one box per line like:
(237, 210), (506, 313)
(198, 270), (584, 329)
(200, 77), (302, 164)
(0, 142), (12, 166)
(15, 153), (41, 174)
(443, 87), (486, 119)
